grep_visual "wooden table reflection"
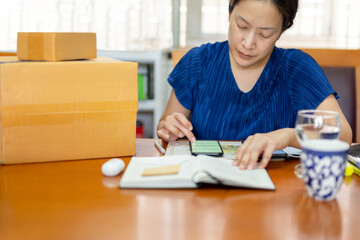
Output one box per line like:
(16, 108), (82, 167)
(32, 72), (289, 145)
(1, 138), (359, 240)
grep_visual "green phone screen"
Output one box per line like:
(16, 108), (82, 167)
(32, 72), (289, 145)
(190, 140), (223, 156)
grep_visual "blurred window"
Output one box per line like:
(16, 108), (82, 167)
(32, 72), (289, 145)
(0, 0), (173, 50)
(0, 0), (359, 50)
(185, 0), (360, 49)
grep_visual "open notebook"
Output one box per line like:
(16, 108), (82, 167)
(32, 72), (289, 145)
(119, 155), (275, 190)
(165, 140), (301, 160)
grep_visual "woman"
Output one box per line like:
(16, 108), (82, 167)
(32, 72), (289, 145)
(157, 0), (352, 170)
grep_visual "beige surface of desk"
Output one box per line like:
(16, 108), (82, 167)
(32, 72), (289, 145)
(1, 138), (360, 240)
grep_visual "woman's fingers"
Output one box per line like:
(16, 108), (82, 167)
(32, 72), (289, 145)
(173, 113), (196, 142)
(232, 136), (253, 163)
(233, 133), (279, 170)
(158, 112), (196, 142)
(157, 129), (178, 142)
(257, 144), (276, 169)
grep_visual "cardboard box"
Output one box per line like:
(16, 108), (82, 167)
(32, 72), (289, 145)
(17, 32), (97, 61)
(0, 56), (138, 164)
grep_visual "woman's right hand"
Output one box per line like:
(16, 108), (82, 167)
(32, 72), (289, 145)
(157, 112), (196, 142)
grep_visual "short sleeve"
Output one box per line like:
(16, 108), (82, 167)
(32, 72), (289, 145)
(285, 49), (337, 111)
(168, 47), (201, 110)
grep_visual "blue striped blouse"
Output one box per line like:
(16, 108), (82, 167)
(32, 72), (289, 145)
(168, 41), (336, 140)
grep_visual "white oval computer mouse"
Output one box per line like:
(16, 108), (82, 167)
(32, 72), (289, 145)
(101, 158), (125, 177)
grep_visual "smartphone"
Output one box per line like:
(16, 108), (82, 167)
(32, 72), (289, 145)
(190, 140), (224, 156)
(259, 150), (288, 161)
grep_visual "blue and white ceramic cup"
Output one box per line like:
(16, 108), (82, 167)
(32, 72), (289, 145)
(300, 139), (349, 201)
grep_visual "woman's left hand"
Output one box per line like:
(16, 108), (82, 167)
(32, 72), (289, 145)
(232, 128), (298, 170)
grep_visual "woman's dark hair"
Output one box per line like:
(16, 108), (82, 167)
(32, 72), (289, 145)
(228, 0), (298, 31)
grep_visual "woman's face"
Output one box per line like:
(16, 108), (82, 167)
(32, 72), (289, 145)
(228, 0), (283, 70)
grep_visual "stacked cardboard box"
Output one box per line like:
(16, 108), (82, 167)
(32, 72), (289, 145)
(17, 32), (97, 61)
(0, 33), (138, 164)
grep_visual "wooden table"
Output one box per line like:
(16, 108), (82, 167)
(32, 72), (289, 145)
(1, 138), (359, 240)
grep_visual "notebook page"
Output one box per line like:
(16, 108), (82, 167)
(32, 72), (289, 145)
(197, 155), (275, 190)
(120, 155), (200, 188)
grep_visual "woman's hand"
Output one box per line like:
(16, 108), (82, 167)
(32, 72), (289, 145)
(232, 128), (298, 170)
(157, 89), (196, 143)
(157, 112), (196, 142)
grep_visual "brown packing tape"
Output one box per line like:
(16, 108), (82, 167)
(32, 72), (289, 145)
(18, 33), (47, 60)
(2, 109), (138, 127)
(1, 101), (138, 113)
(1, 101), (138, 127)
